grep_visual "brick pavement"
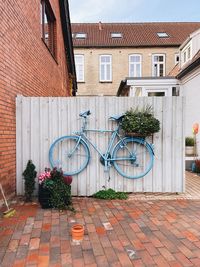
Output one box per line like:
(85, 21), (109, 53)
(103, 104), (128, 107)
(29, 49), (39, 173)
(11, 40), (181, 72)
(0, 172), (200, 266)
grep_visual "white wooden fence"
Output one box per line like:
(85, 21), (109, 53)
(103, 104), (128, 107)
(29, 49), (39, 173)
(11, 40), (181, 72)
(16, 96), (185, 196)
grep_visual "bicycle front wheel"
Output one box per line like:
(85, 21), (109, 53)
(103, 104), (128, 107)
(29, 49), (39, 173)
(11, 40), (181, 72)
(112, 137), (154, 179)
(49, 136), (90, 175)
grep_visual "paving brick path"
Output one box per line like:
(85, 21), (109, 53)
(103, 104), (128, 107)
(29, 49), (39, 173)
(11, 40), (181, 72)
(1, 171), (200, 266)
(1, 197), (200, 267)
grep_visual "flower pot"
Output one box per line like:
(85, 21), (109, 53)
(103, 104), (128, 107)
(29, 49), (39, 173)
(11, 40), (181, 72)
(71, 224), (84, 241)
(185, 146), (194, 156)
(38, 184), (53, 209)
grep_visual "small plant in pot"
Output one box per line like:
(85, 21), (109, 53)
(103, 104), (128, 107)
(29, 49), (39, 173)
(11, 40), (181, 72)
(121, 105), (160, 137)
(185, 136), (195, 156)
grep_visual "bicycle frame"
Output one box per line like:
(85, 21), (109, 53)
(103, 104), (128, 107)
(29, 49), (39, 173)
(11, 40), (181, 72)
(73, 117), (124, 165)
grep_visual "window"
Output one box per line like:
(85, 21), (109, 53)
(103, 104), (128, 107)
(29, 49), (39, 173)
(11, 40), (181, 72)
(111, 32), (122, 38)
(75, 33), (87, 39)
(40, 0), (56, 58)
(99, 55), (112, 82)
(129, 54), (142, 77)
(157, 32), (169, 38)
(152, 54), (165, 77)
(181, 44), (192, 65)
(75, 55), (84, 82)
(175, 53), (180, 64)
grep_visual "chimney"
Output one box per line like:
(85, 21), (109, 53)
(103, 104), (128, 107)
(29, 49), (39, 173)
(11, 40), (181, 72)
(99, 21), (102, 31)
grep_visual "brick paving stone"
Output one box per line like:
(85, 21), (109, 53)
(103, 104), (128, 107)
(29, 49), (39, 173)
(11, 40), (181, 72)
(1, 176), (200, 267)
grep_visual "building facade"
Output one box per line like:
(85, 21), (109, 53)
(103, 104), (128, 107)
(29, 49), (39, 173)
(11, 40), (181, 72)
(0, 0), (76, 197)
(72, 22), (200, 96)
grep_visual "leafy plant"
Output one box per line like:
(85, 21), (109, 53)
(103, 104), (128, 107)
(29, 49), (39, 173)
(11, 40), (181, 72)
(121, 106), (160, 136)
(23, 160), (37, 202)
(39, 167), (72, 210)
(93, 188), (128, 200)
(185, 136), (195, 146)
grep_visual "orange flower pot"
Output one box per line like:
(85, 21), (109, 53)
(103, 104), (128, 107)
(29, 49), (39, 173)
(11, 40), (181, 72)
(71, 224), (84, 241)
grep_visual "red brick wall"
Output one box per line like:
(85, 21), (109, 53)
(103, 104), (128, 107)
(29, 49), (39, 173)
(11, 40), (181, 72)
(0, 0), (71, 197)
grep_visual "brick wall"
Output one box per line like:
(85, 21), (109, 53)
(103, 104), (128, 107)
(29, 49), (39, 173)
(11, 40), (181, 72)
(0, 0), (71, 197)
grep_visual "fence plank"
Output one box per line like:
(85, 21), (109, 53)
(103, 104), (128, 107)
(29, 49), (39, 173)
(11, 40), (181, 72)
(16, 96), (185, 196)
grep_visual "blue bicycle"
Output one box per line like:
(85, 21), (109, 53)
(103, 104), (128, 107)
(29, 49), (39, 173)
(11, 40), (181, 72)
(49, 110), (154, 179)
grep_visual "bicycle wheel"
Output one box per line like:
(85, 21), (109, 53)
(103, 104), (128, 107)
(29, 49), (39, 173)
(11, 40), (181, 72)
(112, 137), (154, 179)
(49, 136), (90, 175)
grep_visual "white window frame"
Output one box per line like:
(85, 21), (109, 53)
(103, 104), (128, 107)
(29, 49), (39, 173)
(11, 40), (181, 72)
(129, 54), (142, 77)
(152, 54), (165, 77)
(143, 88), (170, 96)
(75, 55), (84, 82)
(99, 55), (112, 82)
(181, 42), (192, 66)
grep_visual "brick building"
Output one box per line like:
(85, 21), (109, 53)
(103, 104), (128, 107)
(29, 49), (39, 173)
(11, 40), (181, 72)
(0, 0), (76, 197)
(72, 22), (200, 96)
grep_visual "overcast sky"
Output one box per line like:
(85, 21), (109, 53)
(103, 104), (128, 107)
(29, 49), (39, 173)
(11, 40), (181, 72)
(68, 0), (200, 23)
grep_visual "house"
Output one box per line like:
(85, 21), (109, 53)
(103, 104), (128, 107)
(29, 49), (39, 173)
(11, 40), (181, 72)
(72, 22), (200, 96)
(0, 0), (76, 199)
(118, 27), (200, 155)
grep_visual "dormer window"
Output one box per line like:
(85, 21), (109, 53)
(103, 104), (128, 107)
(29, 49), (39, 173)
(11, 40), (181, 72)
(157, 32), (169, 38)
(111, 32), (122, 38)
(181, 43), (192, 66)
(75, 33), (87, 39)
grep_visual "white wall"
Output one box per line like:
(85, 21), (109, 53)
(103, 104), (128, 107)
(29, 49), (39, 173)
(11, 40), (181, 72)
(180, 68), (200, 154)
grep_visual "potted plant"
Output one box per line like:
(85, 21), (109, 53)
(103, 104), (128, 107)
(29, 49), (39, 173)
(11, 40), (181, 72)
(38, 167), (72, 209)
(185, 136), (195, 156)
(121, 106), (160, 137)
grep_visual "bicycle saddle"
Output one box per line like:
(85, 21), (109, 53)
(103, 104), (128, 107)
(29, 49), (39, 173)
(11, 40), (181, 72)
(109, 114), (124, 122)
(79, 110), (91, 118)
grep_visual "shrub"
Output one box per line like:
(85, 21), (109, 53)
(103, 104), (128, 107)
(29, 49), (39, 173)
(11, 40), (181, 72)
(121, 106), (160, 136)
(93, 188), (128, 200)
(23, 160), (37, 202)
(38, 167), (72, 210)
(185, 136), (195, 146)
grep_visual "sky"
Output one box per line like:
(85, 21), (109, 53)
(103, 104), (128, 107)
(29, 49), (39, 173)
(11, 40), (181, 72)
(68, 0), (200, 23)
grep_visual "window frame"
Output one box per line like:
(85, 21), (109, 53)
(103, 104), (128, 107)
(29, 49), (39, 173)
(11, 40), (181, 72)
(99, 55), (112, 82)
(75, 54), (85, 82)
(40, 0), (57, 59)
(152, 54), (166, 77)
(129, 54), (142, 77)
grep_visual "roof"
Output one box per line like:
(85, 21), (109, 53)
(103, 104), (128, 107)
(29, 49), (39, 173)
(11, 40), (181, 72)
(177, 50), (200, 79)
(72, 22), (200, 48)
(168, 63), (180, 77)
(59, 0), (77, 95)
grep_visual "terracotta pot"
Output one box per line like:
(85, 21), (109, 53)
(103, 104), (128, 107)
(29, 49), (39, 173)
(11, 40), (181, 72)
(71, 224), (84, 241)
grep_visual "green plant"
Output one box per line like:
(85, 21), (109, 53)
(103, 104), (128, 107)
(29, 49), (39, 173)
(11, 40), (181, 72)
(121, 106), (160, 136)
(93, 188), (128, 200)
(41, 167), (72, 210)
(23, 160), (37, 202)
(185, 136), (195, 146)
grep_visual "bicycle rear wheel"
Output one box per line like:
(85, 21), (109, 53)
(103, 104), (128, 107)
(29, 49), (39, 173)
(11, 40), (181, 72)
(49, 136), (90, 175)
(112, 137), (154, 179)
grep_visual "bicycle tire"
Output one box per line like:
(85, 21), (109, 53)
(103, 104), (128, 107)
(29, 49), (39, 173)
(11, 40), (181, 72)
(112, 137), (154, 179)
(49, 136), (90, 175)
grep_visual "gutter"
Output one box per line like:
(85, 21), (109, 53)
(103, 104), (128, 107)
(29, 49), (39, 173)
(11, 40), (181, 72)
(176, 57), (200, 79)
(59, 0), (77, 96)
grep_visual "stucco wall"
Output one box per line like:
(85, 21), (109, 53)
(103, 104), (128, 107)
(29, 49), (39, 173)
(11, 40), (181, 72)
(75, 47), (179, 96)
(180, 68), (200, 154)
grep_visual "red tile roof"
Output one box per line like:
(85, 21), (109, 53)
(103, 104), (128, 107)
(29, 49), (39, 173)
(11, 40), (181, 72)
(72, 22), (200, 48)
